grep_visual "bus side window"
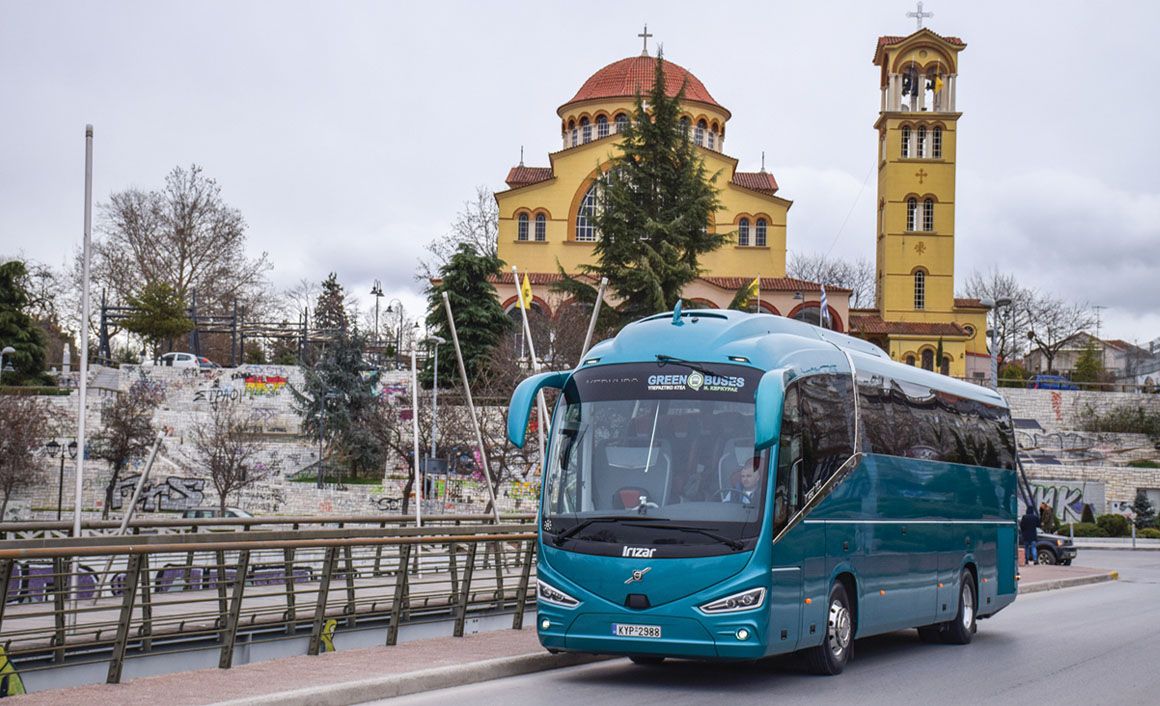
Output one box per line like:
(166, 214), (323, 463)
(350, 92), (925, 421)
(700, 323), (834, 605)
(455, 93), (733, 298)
(798, 374), (855, 503)
(774, 385), (801, 534)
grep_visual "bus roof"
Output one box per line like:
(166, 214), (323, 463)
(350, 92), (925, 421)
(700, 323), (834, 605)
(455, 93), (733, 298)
(582, 309), (1007, 409)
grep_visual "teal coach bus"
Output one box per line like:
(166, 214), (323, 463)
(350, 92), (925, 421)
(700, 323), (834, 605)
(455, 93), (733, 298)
(507, 309), (1024, 674)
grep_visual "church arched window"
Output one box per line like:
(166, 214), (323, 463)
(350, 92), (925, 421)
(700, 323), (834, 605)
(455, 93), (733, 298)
(615, 113), (628, 132)
(923, 198), (934, 231)
(534, 213), (546, 241)
(914, 269), (926, 310)
(905, 354), (916, 367)
(596, 115), (609, 139)
(695, 120), (706, 146)
(576, 184), (599, 242)
(940, 356), (951, 375)
(901, 126), (911, 158)
(906, 197), (918, 231)
(932, 126), (942, 158)
(738, 218), (750, 246)
(569, 119), (577, 147)
(755, 218), (768, 247)
(917, 126), (927, 158)
(517, 213), (529, 241)
(921, 348), (934, 371)
(581, 117), (591, 144)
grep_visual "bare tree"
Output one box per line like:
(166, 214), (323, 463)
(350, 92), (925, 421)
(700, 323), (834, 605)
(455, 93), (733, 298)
(786, 252), (875, 309)
(0, 396), (48, 519)
(87, 164), (272, 321)
(92, 382), (162, 518)
(191, 405), (269, 514)
(1026, 294), (1096, 373)
(418, 186), (499, 280)
(963, 267), (1036, 365)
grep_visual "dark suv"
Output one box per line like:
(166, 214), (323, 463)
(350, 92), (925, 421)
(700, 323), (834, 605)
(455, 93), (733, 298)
(1036, 532), (1078, 565)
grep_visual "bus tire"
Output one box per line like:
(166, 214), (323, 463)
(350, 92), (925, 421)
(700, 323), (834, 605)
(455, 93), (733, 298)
(806, 582), (853, 675)
(629, 656), (664, 665)
(942, 568), (976, 645)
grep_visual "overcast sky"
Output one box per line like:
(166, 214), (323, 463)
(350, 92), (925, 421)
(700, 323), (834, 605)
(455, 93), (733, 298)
(2, 0), (1158, 344)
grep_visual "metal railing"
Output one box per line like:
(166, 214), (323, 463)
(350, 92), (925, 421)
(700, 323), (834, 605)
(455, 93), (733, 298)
(0, 523), (538, 684)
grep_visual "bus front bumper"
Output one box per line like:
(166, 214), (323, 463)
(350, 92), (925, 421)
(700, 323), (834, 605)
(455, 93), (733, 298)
(537, 608), (769, 660)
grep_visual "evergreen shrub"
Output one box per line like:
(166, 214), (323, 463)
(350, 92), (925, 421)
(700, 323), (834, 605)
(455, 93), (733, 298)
(1095, 514), (1130, 537)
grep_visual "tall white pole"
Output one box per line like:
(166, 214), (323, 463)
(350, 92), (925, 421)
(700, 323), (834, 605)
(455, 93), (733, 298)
(511, 266), (549, 467)
(411, 347), (422, 528)
(442, 292), (501, 523)
(75, 125), (93, 538)
(580, 277), (608, 359)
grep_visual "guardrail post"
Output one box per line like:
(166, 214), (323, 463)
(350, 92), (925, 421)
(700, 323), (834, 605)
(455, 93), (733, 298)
(453, 542), (477, 637)
(107, 553), (144, 684)
(219, 549), (250, 669)
(447, 541), (459, 599)
(512, 538), (536, 629)
(372, 521), (386, 576)
(386, 543), (411, 646)
(492, 542), (505, 609)
(307, 546), (338, 656)
(0, 559), (13, 634)
(215, 550), (229, 631)
(282, 547), (297, 636)
(342, 545), (357, 628)
(52, 557), (66, 663)
(138, 553), (153, 652)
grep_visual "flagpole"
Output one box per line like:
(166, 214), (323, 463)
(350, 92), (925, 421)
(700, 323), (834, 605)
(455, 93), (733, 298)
(755, 275), (761, 314)
(511, 266), (549, 466)
(580, 277), (608, 359)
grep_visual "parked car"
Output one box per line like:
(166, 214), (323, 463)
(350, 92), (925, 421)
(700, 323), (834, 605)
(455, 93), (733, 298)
(157, 352), (201, 368)
(197, 356), (219, 369)
(1028, 374), (1078, 391)
(182, 507), (254, 519)
(1036, 532), (1077, 565)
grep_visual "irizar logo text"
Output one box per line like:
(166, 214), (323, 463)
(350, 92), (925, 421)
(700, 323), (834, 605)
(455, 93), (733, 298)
(622, 546), (656, 558)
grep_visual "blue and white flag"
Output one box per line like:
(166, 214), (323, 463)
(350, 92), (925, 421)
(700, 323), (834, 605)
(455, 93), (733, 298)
(820, 285), (831, 329)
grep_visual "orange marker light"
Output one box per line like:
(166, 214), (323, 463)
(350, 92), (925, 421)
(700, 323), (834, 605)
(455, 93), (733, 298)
(879, 589), (886, 596)
(938, 583), (944, 588)
(804, 598), (812, 604)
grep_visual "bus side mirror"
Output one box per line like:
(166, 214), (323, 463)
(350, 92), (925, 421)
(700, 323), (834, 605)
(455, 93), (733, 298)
(754, 369), (787, 450)
(507, 371), (570, 448)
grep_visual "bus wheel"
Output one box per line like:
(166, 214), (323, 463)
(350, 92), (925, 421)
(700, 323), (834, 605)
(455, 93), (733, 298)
(807, 582), (852, 675)
(942, 569), (976, 645)
(629, 656), (664, 666)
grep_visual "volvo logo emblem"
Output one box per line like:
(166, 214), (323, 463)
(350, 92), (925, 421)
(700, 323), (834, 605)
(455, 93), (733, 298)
(624, 567), (652, 585)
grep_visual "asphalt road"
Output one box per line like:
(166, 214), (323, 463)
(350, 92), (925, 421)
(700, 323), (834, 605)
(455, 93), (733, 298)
(369, 551), (1160, 705)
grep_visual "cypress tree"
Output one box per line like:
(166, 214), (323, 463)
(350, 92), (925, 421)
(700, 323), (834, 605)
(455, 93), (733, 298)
(569, 52), (726, 320)
(314, 273), (349, 334)
(0, 260), (48, 385)
(423, 243), (509, 386)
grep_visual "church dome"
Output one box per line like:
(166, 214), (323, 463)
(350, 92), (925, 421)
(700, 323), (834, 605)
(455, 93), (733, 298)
(558, 55), (729, 118)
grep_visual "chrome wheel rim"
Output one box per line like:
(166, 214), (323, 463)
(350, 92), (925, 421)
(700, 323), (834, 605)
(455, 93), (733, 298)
(961, 582), (975, 630)
(828, 599), (852, 658)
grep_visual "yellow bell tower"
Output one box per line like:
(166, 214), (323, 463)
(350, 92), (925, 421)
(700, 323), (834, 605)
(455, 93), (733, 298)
(849, 17), (990, 379)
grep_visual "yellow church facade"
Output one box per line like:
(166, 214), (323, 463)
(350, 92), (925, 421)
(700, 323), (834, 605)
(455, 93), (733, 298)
(492, 52), (850, 330)
(848, 28), (990, 380)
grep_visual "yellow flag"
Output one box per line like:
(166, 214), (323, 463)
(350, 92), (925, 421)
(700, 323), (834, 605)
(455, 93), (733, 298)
(934, 74), (945, 93)
(519, 274), (534, 309)
(747, 276), (760, 299)
(0, 645), (27, 696)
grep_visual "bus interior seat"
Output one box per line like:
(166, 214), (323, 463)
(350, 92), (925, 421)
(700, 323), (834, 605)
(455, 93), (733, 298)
(717, 438), (755, 490)
(593, 441), (672, 509)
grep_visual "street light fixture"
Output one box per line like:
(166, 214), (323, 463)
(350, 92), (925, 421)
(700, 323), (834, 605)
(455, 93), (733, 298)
(45, 439), (79, 521)
(0, 345), (15, 383)
(982, 297), (1013, 389)
(385, 299), (404, 368)
(370, 281), (385, 356)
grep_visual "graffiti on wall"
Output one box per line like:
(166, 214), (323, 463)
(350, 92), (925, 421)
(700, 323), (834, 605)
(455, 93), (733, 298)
(111, 474), (206, 512)
(242, 374), (288, 396)
(1028, 480), (1106, 523)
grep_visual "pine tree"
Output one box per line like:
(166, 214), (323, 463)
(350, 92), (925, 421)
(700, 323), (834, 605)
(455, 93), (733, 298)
(120, 282), (194, 359)
(1130, 491), (1156, 529)
(567, 52), (725, 320)
(423, 243), (509, 386)
(313, 273), (349, 334)
(1072, 338), (1105, 383)
(0, 260), (48, 385)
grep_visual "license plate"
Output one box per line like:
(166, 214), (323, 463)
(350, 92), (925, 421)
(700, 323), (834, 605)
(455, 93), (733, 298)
(612, 623), (662, 638)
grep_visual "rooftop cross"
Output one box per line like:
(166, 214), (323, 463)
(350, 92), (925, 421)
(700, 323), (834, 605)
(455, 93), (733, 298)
(638, 24), (653, 56)
(906, 1), (933, 30)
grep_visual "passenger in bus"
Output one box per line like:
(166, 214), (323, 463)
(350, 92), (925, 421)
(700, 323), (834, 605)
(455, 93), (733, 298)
(722, 460), (762, 505)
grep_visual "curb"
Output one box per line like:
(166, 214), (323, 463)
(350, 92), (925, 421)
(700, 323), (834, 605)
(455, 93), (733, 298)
(215, 651), (612, 706)
(1019, 571), (1119, 595)
(1073, 545), (1160, 551)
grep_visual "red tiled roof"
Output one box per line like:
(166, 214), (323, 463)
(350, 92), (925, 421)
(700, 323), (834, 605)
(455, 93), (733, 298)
(700, 276), (851, 294)
(504, 166), (553, 188)
(731, 171), (779, 195)
(849, 314), (967, 337)
(954, 297), (989, 309)
(562, 56), (724, 113)
(874, 30), (965, 63)
(486, 272), (602, 286)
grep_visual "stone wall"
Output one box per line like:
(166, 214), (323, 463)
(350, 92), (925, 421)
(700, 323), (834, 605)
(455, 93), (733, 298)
(1002, 388), (1160, 433)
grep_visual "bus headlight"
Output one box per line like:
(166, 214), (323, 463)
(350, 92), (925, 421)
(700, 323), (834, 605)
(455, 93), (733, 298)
(698, 587), (766, 614)
(537, 579), (580, 608)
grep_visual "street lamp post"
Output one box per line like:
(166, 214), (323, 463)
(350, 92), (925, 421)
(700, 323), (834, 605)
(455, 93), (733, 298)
(46, 440), (79, 521)
(370, 280), (384, 360)
(983, 297), (1012, 389)
(385, 299), (404, 369)
(0, 345), (15, 384)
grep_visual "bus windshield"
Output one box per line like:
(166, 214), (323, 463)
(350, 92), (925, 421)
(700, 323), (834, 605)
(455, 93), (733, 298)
(542, 362), (767, 556)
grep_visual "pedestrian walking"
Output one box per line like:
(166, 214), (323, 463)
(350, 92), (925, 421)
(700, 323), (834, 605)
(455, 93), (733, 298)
(1039, 502), (1058, 534)
(1020, 506), (1040, 565)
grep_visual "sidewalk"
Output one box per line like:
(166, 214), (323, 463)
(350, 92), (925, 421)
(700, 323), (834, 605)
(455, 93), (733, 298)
(14, 564), (1119, 706)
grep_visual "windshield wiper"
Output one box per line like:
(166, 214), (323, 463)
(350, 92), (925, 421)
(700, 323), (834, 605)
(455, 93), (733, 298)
(655, 354), (714, 376)
(630, 523), (745, 551)
(551, 516), (671, 546)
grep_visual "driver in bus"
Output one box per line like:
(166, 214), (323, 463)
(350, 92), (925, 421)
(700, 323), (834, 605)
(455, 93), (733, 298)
(722, 460), (762, 505)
